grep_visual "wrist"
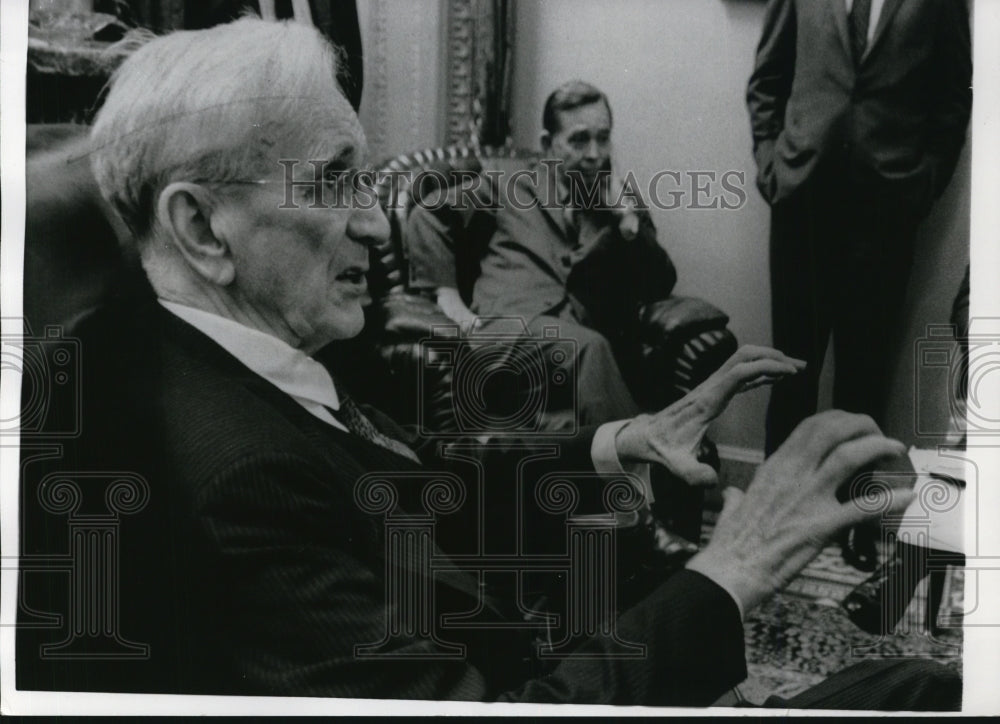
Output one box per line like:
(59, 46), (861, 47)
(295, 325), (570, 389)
(614, 414), (653, 463)
(685, 547), (771, 618)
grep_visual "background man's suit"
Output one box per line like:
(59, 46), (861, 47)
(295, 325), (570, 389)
(747, 0), (972, 453)
(407, 165), (678, 424)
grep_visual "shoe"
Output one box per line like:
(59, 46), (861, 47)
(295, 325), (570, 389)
(842, 541), (927, 635)
(647, 514), (699, 559)
(926, 550), (965, 636)
(840, 525), (879, 572)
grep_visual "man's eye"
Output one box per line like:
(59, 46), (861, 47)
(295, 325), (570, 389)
(323, 167), (350, 186)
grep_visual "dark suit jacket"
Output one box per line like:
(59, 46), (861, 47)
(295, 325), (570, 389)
(747, 0), (972, 207)
(17, 291), (745, 704)
(406, 165), (677, 338)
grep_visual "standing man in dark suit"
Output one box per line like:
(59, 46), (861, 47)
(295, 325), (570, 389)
(747, 0), (972, 457)
(17, 17), (958, 710)
(407, 81), (678, 425)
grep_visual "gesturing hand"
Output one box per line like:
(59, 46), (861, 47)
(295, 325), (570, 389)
(686, 411), (915, 615)
(614, 345), (805, 486)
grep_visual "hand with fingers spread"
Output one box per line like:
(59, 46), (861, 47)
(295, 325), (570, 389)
(686, 410), (915, 615)
(614, 345), (806, 486)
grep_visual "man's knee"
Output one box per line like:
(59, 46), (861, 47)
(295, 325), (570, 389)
(529, 317), (615, 362)
(564, 325), (614, 358)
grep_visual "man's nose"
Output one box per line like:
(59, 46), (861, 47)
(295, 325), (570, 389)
(347, 199), (390, 248)
(585, 139), (601, 160)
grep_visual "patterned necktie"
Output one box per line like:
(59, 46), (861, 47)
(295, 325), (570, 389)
(332, 396), (422, 463)
(849, 0), (872, 66)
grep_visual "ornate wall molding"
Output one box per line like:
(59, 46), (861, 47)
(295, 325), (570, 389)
(363, 0), (391, 159)
(445, 0), (477, 145)
(444, 0), (513, 148)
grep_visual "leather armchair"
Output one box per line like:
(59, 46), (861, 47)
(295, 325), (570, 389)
(24, 124), (132, 334)
(334, 144), (738, 438)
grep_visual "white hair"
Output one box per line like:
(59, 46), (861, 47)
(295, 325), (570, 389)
(90, 17), (346, 244)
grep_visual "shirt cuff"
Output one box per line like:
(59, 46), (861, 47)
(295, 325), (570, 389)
(591, 420), (654, 504)
(684, 556), (746, 622)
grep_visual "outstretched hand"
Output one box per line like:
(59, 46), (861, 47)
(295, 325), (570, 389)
(686, 411), (915, 615)
(615, 345), (805, 486)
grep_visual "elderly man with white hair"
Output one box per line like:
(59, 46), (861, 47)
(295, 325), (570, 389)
(17, 17), (959, 710)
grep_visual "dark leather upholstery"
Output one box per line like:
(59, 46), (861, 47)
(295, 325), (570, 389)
(24, 124), (130, 334)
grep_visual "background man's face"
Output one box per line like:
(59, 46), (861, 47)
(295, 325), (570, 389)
(214, 102), (389, 353)
(546, 101), (613, 189)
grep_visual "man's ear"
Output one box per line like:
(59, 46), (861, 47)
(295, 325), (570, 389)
(540, 130), (552, 152)
(157, 182), (235, 285)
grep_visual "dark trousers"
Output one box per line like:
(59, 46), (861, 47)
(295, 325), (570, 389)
(765, 168), (922, 455)
(767, 658), (961, 711)
(473, 311), (640, 430)
(474, 312), (706, 543)
(531, 313), (640, 423)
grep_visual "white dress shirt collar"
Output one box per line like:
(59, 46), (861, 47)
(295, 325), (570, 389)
(159, 300), (348, 431)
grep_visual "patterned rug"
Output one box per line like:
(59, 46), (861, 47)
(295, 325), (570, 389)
(697, 514), (965, 705)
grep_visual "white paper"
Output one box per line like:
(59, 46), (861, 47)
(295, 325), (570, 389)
(895, 447), (966, 554)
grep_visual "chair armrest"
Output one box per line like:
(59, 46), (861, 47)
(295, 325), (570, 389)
(25, 127), (130, 330)
(377, 292), (456, 339)
(636, 296), (738, 409)
(360, 292), (460, 432)
(639, 296), (730, 345)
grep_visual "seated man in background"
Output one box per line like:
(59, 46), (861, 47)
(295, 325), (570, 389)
(406, 81), (677, 426)
(17, 18), (959, 710)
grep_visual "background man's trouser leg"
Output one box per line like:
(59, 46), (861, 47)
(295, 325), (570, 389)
(525, 314), (641, 426)
(829, 187), (920, 420)
(764, 183), (834, 455)
(765, 173), (920, 455)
